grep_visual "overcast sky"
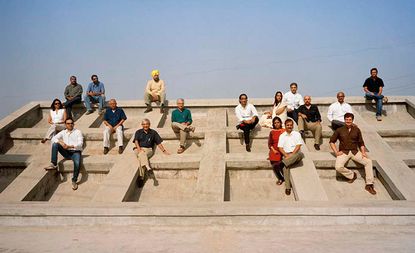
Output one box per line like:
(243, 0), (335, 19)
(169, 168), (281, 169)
(1, 0), (414, 119)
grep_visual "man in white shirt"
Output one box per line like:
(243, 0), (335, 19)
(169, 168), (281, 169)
(278, 119), (304, 195)
(235, 93), (259, 152)
(327, 92), (353, 130)
(44, 118), (84, 190)
(283, 83), (304, 124)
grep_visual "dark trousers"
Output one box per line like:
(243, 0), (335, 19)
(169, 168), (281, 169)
(271, 161), (284, 181)
(64, 96), (82, 118)
(331, 120), (345, 131)
(238, 117), (259, 145)
(51, 143), (82, 182)
(287, 109), (299, 124)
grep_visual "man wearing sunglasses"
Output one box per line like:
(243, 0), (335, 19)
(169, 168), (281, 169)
(44, 118), (84, 190)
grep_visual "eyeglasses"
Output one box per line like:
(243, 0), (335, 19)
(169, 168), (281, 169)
(54, 103), (61, 105)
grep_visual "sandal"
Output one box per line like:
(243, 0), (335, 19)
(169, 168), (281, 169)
(285, 189), (291, 195)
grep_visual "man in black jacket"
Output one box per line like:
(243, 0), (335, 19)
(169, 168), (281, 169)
(298, 95), (322, 150)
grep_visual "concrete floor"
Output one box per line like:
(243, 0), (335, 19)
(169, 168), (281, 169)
(0, 224), (414, 253)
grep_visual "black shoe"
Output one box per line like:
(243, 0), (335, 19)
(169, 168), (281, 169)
(314, 144), (320, 150)
(236, 125), (240, 130)
(246, 145), (251, 152)
(103, 147), (109, 155)
(285, 189), (291, 195)
(118, 146), (123, 154)
(144, 104), (152, 113)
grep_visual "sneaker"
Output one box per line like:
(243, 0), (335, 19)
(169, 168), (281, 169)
(382, 97), (388, 104)
(365, 184), (377, 195)
(144, 104), (152, 113)
(246, 145), (251, 152)
(71, 181), (78, 190)
(44, 163), (57, 170)
(376, 116), (382, 121)
(103, 147), (109, 155)
(85, 110), (93, 115)
(314, 144), (320, 151)
(118, 146), (123, 154)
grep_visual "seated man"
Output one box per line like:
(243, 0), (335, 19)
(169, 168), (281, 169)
(171, 98), (195, 154)
(44, 118), (83, 191)
(63, 76), (83, 118)
(283, 82), (304, 124)
(363, 67), (386, 121)
(103, 99), (127, 154)
(298, 95), (323, 150)
(235, 93), (259, 152)
(84, 74), (106, 115)
(144, 70), (166, 113)
(133, 118), (170, 187)
(329, 113), (376, 195)
(327, 91), (353, 131)
(278, 119), (304, 196)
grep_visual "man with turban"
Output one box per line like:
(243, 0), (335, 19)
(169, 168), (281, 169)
(144, 70), (166, 113)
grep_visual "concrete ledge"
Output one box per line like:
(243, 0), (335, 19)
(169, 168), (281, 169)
(0, 154), (31, 167)
(1, 201), (415, 226)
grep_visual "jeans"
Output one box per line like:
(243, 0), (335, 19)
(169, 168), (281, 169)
(51, 143), (82, 182)
(63, 96), (82, 117)
(365, 92), (384, 116)
(287, 109), (299, 124)
(84, 95), (105, 111)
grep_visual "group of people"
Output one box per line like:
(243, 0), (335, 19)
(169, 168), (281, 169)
(41, 68), (385, 195)
(42, 70), (192, 190)
(236, 68), (386, 195)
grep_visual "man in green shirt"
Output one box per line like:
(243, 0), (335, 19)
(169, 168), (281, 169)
(171, 98), (195, 154)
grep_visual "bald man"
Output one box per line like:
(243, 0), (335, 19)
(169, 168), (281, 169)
(133, 119), (170, 187)
(103, 99), (127, 154)
(327, 92), (353, 131)
(144, 70), (166, 113)
(297, 96), (323, 150)
(171, 98), (195, 154)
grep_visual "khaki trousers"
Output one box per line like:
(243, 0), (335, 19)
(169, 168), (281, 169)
(135, 147), (154, 177)
(282, 151), (304, 189)
(335, 151), (374, 185)
(298, 119), (322, 145)
(171, 122), (190, 147)
(144, 91), (166, 105)
(45, 123), (65, 139)
(103, 126), (124, 147)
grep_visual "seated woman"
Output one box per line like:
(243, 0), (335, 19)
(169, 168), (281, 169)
(41, 98), (67, 143)
(260, 91), (288, 128)
(268, 116), (285, 185)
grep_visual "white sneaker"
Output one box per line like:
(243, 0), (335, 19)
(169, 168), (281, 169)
(44, 163), (57, 170)
(72, 181), (78, 190)
(376, 116), (382, 121)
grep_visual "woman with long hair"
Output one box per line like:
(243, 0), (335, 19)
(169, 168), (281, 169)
(260, 91), (288, 128)
(41, 98), (67, 143)
(268, 116), (285, 185)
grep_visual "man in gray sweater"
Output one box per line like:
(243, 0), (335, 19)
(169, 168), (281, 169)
(63, 76), (83, 118)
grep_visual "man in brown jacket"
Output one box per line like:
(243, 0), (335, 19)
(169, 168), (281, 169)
(329, 112), (376, 195)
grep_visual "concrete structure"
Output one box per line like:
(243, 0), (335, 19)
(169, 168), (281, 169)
(1, 96), (415, 252)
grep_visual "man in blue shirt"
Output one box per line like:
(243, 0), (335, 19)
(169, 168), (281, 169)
(171, 98), (195, 154)
(103, 99), (127, 154)
(84, 74), (106, 115)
